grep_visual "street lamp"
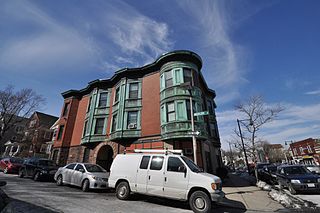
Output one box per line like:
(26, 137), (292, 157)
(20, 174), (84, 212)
(237, 119), (253, 174)
(180, 82), (197, 165)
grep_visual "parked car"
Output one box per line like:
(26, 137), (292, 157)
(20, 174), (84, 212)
(109, 149), (225, 213)
(19, 158), (58, 181)
(0, 157), (24, 174)
(305, 165), (320, 174)
(255, 162), (270, 179)
(276, 165), (320, 194)
(259, 165), (278, 184)
(54, 163), (109, 192)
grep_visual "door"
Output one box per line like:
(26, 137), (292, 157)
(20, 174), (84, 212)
(146, 156), (164, 196)
(71, 164), (85, 187)
(164, 156), (189, 199)
(64, 163), (76, 184)
(135, 156), (150, 193)
(26, 159), (36, 177)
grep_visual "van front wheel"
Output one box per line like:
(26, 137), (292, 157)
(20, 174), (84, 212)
(189, 191), (211, 213)
(116, 181), (130, 200)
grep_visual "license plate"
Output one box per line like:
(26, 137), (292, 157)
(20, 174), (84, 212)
(307, 183), (315, 187)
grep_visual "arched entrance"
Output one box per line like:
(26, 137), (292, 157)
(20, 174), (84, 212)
(96, 145), (114, 172)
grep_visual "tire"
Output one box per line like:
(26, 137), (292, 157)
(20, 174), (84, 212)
(18, 169), (25, 178)
(288, 184), (297, 195)
(56, 175), (63, 186)
(189, 191), (212, 213)
(33, 171), (40, 181)
(82, 179), (90, 192)
(116, 181), (131, 200)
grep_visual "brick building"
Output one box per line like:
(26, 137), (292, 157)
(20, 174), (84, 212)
(289, 138), (320, 165)
(52, 50), (222, 174)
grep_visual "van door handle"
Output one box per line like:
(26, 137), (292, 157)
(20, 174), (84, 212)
(148, 175), (151, 180)
(164, 177), (167, 182)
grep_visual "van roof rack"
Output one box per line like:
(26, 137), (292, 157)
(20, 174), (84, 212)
(134, 149), (183, 155)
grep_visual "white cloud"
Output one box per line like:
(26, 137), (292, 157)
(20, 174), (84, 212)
(305, 89), (320, 95)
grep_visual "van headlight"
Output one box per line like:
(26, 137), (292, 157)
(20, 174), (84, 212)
(290, 179), (301, 184)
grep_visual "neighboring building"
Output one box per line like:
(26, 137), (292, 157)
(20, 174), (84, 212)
(1, 115), (29, 157)
(265, 144), (286, 163)
(22, 112), (59, 158)
(289, 138), (320, 165)
(52, 50), (222, 174)
(40, 119), (60, 158)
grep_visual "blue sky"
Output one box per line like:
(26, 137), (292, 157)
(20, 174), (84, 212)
(1, 0), (319, 150)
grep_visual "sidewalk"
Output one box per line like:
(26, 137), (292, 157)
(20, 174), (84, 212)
(219, 173), (287, 212)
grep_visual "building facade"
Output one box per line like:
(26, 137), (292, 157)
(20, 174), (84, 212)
(52, 50), (222, 174)
(289, 138), (320, 165)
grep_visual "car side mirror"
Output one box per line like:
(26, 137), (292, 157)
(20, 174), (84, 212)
(79, 168), (85, 173)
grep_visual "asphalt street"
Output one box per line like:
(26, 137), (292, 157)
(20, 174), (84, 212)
(0, 173), (246, 213)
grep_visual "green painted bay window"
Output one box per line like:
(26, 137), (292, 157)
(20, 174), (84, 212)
(129, 83), (139, 99)
(111, 114), (117, 132)
(94, 118), (105, 135)
(160, 67), (195, 90)
(98, 92), (108, 107)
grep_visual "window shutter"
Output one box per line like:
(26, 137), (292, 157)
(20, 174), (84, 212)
(173, 68), (183, 85)
(160, 74), (165, 90)
(176, 100), (187, 121)
(161, 105), (166, 124)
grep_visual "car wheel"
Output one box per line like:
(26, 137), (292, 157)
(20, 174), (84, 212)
(33, 171), (40, 181)
(18, 169), (25, 178)
(56, 175), (63, 186)
(116, 181), (130, 200)
(82, 179), (90, 192)
(189, 191), (212, 213)
(288, 184), (297, 195)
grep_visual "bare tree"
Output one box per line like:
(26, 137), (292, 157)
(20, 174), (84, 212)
(0, 85), (45, 144)
(234, 95), (284, 163)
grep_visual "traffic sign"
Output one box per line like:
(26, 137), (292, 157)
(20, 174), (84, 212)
(194, 111), (209, 116)
(187, 131), (200, 136)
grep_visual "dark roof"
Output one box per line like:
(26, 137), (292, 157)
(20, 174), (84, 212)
(62, 50), (215, 99)
(35, 112), (59, 128)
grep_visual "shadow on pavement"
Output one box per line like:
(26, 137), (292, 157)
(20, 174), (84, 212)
(2, 198), (61, 213)
(222, 173), (257, 187)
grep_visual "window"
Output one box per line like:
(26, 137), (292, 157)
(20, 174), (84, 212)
(150, 156), (164, 170)
(111, 114), (117, 132)
(114, 87), (120, 103)
(75, 164), (85, 172)
(44, 131), (51, 140)
(29, 120), (36, 128)
(139, 156), (150, 169)
(129, 83), (139, 99)
(167, 157), (185, 172)
(127, 111), (138, 129)
(186, 100), (197, 121)
(83, 121), (88, 137)
(98, 92), (108, 107)
(165, 70), (173, 87)
(87, 97), (92, 112)
(207, 100), (213, 114)
(62, 102), (70, 116)
(66, 163), (76, 170)
(183, 68), (192, 85)
(167, 102), (175, 122)
(94, 118), (105, 135)
(15, 126), (23, 133)
(83, 148), (90, 163)
(176, 101), (187, 121)
(57, 125), (64, 140)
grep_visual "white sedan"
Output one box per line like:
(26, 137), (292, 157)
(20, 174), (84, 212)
(54, 163), (109, 192)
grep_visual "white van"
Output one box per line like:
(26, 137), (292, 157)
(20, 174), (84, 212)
(108, 149), (224, 213)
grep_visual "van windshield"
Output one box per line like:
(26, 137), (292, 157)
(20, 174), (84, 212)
(181, 156), (201, 173)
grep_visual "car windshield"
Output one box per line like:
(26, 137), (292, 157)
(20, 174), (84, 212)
(181, 156), (201, 173)
(284, 166), (310, 175)
(10, 158), (23, 164)
(38, 160), (56, 167)
(85, 164), (105, 173)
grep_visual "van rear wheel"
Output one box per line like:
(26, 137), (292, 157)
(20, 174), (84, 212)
(116, 181), (130, 200)
(189, 191), (211, 213)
